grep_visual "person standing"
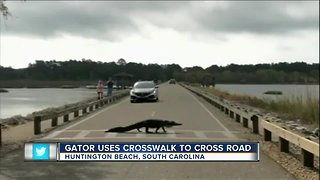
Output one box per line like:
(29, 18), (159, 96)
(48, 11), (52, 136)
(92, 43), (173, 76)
(96, 80), (104, 100)
(107, 78), (114, 96)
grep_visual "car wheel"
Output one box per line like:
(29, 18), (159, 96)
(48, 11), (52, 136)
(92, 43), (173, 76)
(130, 100), (135, 103)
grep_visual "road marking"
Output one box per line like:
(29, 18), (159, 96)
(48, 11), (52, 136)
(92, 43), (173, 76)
(167, 131), (177, 138)
(223, 131), (236, 139)
(74, 130), (91, 138)
(151, 111), (156, 117)
(59, 129), (241, 133)
(43, 131), (63, 139)
(41, 129), (242, 140)
(42, 128), (242, 139)
(194, 131), (208, 139)
(104, 133), (117, 138)
(39, 136), (235, 141)
(186, 90), (237, 139)
(136, 133), (147, 138)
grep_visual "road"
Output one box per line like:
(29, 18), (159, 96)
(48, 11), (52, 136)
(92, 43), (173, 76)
(0, 83), (295, 179)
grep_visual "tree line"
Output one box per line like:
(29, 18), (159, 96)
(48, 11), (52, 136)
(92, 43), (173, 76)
(0, 59), (318, 85)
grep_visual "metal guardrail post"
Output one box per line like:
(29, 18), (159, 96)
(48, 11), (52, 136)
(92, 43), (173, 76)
(236, 114), (241, 123)
(251, 115), (259, 134)
(34, 116), (41, 135)
(242, 117), (248, 128)
(74, 110), (79, 118)
(225, 108), (229, 115)
(220, 106), (224, 112)
(230, 111), (234, 119)
(264, 129), (272, 141)
(0, 124), (2, 146)
(63, 114), (69, 122)
(82, 107), (87, 114)
(279, 137), (289, 153)
(302, 149), (314, 167)
(51, 117), (58, 127)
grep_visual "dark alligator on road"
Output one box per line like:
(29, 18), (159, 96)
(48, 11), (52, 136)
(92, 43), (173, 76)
(105, 119), (182, 133)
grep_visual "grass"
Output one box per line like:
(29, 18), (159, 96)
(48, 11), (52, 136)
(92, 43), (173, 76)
(195, 85), (319, 125)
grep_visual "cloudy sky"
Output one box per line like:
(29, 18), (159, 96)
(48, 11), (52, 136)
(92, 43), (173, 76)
(0, 1), (319, 69)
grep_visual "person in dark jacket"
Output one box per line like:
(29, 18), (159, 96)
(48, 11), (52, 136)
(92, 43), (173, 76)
(107, 78), (114, 96)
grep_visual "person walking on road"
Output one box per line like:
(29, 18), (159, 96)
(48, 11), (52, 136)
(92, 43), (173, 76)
(107, 78), (114, 96)
(96, 80), (104, 100)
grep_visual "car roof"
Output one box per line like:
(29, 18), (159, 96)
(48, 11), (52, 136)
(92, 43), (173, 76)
(136, 81), (154, 83)
(134, 81), (155, 86)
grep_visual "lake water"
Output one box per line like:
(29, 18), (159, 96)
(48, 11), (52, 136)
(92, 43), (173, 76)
(0, 88), (97, 119)
(215, 84), (319, 101)
(0, 84), (319, 119)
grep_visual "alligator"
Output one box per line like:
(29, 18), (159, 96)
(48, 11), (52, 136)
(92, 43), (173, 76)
(105, 119), (182, 133)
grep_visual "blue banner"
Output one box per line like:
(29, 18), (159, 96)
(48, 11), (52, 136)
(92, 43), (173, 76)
(59, 142), (258, 153)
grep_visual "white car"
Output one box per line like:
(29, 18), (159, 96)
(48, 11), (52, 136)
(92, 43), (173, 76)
(130, 81), (159, 103)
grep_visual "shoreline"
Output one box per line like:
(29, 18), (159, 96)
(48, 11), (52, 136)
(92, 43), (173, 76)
(0, 79), (319, 88)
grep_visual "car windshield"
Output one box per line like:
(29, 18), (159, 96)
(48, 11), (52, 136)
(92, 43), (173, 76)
(134, 82), (155, 88)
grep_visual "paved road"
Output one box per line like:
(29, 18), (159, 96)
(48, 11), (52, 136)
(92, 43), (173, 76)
(0, 83), (295, 179)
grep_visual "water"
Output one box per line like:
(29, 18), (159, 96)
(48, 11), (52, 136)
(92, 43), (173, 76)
(214, 84), (319, 101)
(0, 88), (97, 119)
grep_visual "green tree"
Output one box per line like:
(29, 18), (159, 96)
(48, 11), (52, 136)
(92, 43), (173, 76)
(0, 0), (10, 18)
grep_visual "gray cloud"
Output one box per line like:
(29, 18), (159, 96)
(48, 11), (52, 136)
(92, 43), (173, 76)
(1, 1), (318, 40)
(193, 1), (319, 34)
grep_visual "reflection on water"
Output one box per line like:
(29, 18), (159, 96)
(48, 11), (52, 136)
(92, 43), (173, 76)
(0, 88), (97, 119)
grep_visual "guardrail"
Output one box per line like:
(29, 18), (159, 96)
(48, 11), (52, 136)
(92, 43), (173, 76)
(33, 90), (129, 135)
(181, 83), (319, 168)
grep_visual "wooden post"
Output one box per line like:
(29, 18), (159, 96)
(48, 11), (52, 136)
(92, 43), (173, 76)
(220, 106), (224, 112)
(225, 108), (229, 115)
(251, 115), (259, 134)
(236, 114), (241, 123)
(264, 129), (272, 141)
(82, 107), (87, 114)
(74, 110), (79, 118)
(279, 137), (289, 153)
(51, 117), (58, 127)
(243, 117), (248, 128)
(230, 111), (234, 119)
(63, 114), (69, 122)
(34, 116), (41, 135)
(0, 124), (2, 146)
(302, 149), (314, 167)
